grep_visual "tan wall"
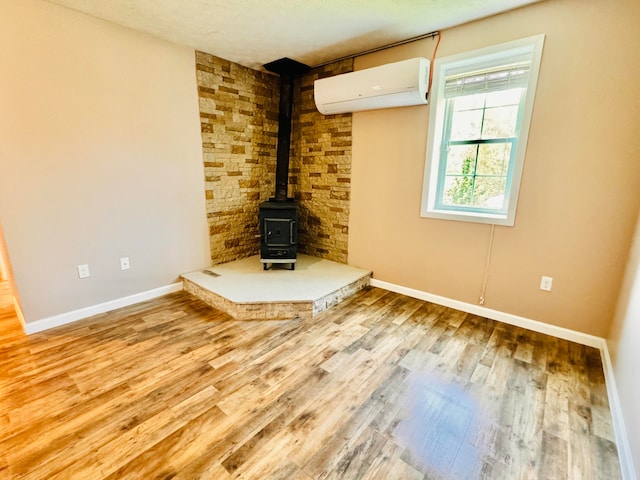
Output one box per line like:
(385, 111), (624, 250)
(0, 0), (210, 323)
(608, 209), (640, 474)
(349, 0), (640, 337)
(195, 51), (280, 264)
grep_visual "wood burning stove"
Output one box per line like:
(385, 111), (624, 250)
(259, 201), (297, 270)
(259, 57), (309, 270)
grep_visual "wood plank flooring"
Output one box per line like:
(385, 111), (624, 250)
(0, 283), (621, 479)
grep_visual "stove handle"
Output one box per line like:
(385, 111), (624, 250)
(290, 222), (296, 245)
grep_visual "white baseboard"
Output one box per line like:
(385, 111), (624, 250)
(23, 283), (184, 335)
(13, 295), (26, 329)
(370, 278), (604, 348)
(600, 343), (638, 480)
(370, 278), (636, 480)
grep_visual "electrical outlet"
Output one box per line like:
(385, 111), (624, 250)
(77, 264), (90, 279)
(120, 257), (130, 270)
(540, 276), (553, 291)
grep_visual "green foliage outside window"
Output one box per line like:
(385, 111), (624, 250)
(448, 155), (474, 205)
(439, 89), (522, 211)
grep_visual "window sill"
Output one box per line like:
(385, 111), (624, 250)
(420, 208), (514, 226)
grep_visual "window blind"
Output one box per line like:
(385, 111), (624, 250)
(444, 62), (531, 98)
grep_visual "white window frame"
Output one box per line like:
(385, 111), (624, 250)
(421, 34), (545, 226)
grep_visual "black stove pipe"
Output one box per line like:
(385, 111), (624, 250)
(263, 57), (310, 202)
(274, 72), (294, 202)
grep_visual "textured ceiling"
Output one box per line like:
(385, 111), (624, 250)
(45, 0), (543, 70)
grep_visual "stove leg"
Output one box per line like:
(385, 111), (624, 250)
(263, 263), (268, 271)
(290, 263), (295, 271)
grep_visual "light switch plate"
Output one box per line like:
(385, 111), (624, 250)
(120, 257), (130, 270)
(77, 264), (90, 279)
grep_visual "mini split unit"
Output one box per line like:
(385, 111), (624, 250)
(314, 57), (430, 115)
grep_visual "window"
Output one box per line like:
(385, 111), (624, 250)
(421, 35), (545, 226)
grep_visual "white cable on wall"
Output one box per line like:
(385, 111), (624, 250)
(478, 224), (496, 305)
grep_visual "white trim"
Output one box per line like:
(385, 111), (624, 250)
(370, 277), (636, 478)
(421, 34), (545, 227)
(13, 295), (26, 329)
(23, 283), (184, 335)
(601, 343), (638, 480)
(370, 278), (603, 347)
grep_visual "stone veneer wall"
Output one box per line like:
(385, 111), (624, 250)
(290, 60), (354, 264)
(195, 52), (353, 266)
(195, 51), (280, 264)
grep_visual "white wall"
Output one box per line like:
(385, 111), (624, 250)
(0, 0), (210, 324)
(609, 209), (640, 477)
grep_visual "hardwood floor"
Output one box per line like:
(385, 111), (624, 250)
(0, 284), (621, 479)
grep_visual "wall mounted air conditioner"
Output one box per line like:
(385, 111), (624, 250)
(314, 57), (430, 115)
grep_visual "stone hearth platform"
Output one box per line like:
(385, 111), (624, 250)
(181, 254), (372, 320)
